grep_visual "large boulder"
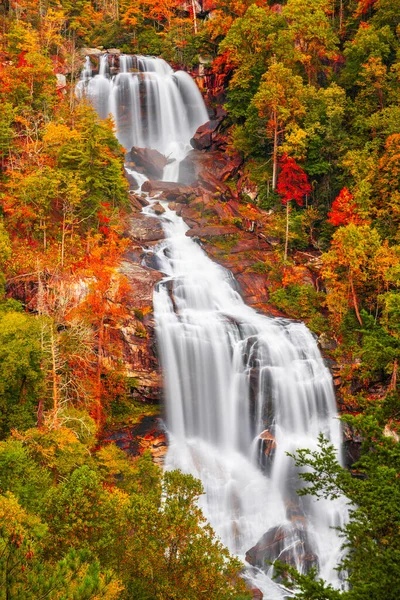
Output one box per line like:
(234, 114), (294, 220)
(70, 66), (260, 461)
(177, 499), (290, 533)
(127, 147), (168, 180)
(246, 522), (318, 573)
(190, 119), (221, 150)
(128, 213), (164, 243)
(141, 180), (190, 201)
(179, 149), (242, 192)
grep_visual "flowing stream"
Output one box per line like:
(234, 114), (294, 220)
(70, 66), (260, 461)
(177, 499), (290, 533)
(80, 54), (347, 598)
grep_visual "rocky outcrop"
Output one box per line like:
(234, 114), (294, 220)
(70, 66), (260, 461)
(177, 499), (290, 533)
(127, 147), (168, 180)
(246, 521), (318, 573)
(141, 180), (190, 201)
(103, 415), (167, 465)
(179, 147), (242, 199)
(127, 213), (164, 243)
(190, 119), (223, 151)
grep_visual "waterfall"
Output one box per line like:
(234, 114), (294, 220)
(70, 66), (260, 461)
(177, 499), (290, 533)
(81, 55), (347, 598)
(152, 211), (347, 597)
(76, 54), (208, 180)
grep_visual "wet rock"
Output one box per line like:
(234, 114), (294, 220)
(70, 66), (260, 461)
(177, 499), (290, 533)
(141, 180), (190, 200)
(190, 119), (221, 150)
(152, 202), (165, 215)
(129, 193), (146, 212)
(125, 169), (139, 189)
(128, 147), (168, 180)
(246, 523), (318, 573)
(342, 422), (362, 469)
(250, 589), (263, 600)
(128, 214), (164, 243)
(259, 430), (277, 455)
(236, 272), (269, 306)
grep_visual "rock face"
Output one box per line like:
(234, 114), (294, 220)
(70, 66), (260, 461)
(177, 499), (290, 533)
(102, 416), (167, 465)
(190, 119), (222, 150)
(180, 148), (242, 189)
(141, 180), (190, 201)
(246, 521), (318, 573)
(127, 147), (168, 180)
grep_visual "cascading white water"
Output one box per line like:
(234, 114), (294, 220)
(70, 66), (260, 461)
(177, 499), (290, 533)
(152, 208), (347, 597)
(81, 55), (347, 598)
(76, 53), (208, 181)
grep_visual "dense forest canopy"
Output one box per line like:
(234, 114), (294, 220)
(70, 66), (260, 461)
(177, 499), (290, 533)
(0, 0), (399, 598)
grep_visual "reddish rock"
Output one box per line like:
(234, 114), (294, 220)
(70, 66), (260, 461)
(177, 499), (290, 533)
(152, 202), (165, 215)
(236, 272), (269, 306)
(259, 430), (277, 455)
(128, 147), (168, 180)
(121, 260), (163, 308)
(190, 119), (221, 150)
(179, 149), (242, 190)
(128, 213), (164, 243)
(238, 174), (259, 202)
(141, 180), (190, 200)
(186, 225), (238, 239)
(102, 416), (167, 465)
(250, 589), (263, 600)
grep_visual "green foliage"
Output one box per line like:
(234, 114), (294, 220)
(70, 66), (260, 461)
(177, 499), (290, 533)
(288, 410), (400, 600)
(0, 311), (44, 438)
(270, 284), (327, 333)
(0, 436), (249, 600)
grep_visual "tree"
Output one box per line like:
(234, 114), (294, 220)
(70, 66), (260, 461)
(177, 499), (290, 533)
(0, 491), (122, 600)
(285, 408), (400, 600)
(123, 462), (250, 599)
(277, 154), (311, 261)
(282, 0), (339, 85)
(219, 5), (286, 120)
(322, 223), (382, 326)
(0, 309), (44, 438)
(253, 61), (306, 189)
(328, 187), (363, 226)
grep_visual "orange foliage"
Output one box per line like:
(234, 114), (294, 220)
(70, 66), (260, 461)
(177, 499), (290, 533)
(328, 187), (364, 227)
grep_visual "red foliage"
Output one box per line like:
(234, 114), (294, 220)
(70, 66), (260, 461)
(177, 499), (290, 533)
(276, 155), (311, 206)
(354, 0), (377, 18)
(328, 187), (362, 226)
(17, 51), (28, 68)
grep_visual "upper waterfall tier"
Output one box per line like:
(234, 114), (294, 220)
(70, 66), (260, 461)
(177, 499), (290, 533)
(76, 54), (209, 163)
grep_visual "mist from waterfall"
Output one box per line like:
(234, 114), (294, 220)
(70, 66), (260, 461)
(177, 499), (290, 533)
(80, 54), (347, 598)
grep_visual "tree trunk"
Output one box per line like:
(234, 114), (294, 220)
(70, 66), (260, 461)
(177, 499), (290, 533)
(284, 200), (290, 262)
(388, 358), (398, 394)
(191, 0), (198, 34)
(272, 117), (278, 190)
(95, 317), (104, 426)
(50, 328), (59, 426)
(350, 275), (363, 326)
(61, 211), (66, 268)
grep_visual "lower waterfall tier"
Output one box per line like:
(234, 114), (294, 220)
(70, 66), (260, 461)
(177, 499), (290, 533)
(151, 201), (347, 596)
